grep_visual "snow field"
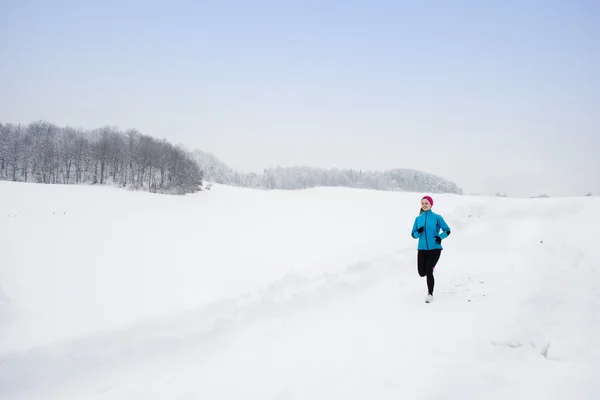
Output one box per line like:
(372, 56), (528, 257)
(0, 181), (598, 399)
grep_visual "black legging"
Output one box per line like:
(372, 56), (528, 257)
(417, 249), (441, 295)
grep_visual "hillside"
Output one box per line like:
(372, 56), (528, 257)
(0, 181), (598, 399)
(1, 121), (460, 196)
(192, 150), (462, 194)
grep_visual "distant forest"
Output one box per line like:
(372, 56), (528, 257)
(0, 121), (203, 194)
(0, 120), (463, 195)
(193, 150), (462, 194)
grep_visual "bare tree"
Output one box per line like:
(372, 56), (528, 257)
(0, 123), (9, 179)
(2, 124), (28, 182)
(58, 127), (78, 184)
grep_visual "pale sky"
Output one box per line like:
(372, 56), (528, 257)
(1, 0), (598, 197)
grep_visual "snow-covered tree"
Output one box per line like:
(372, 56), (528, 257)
(192, 150), (235, 184)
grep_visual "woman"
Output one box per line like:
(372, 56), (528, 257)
(411, 195), (451, 303)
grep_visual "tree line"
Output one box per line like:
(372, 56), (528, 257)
(1, 120), (462, 196)
(0, 121), (203, 194)
(193, 150), (462, 194)
(257, 166), (461, 193)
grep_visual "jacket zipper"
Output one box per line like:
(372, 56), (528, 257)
(424, 212), (429, 250)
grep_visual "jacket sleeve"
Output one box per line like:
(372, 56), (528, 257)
(437, 215), (451, 239)
(411, 218), (421, 238)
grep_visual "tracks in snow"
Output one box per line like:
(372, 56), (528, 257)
(0, 249), (412, 396)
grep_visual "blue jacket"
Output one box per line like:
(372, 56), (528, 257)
(411, 210), (451, 250)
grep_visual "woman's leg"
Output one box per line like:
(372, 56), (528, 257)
(417, 251), (427, 277)
(425, 250), (442, 295)
(426, 268), (435, 295)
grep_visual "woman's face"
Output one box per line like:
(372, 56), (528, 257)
(421, 198), (431, 211)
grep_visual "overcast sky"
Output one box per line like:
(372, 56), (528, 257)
(1, 0), (598, 197)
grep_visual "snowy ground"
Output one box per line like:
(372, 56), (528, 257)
(0, 181), (598, 399)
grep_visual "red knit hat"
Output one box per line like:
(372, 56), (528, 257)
(422, 195), (434, 206)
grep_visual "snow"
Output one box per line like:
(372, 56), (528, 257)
(0, 181), (598, 399)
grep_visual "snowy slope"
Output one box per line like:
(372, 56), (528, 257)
(0, 181), (598, 399)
